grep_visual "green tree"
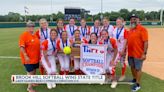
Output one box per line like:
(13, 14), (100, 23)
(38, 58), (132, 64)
(136, 10), (145, 21)
(7, 12), (21, 22)
(109, 11), (120, 21)
(56, 12), (64, 19)
(119, 9), (129, 21)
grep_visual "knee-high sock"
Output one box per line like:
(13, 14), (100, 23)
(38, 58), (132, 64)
(111, 67), (116, 77)
(60, 71), (64, 75)
(39, 65), (45, 75)
(75, 69), (80, 75)
(121, 63), (126, 76)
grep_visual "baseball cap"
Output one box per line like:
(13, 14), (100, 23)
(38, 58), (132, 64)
(26, 20), (35, 27)
(130, 14), (138, 19)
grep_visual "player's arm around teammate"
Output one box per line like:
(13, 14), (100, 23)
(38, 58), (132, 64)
(41, 29), (58, 89)
(19, 21), (40, 92)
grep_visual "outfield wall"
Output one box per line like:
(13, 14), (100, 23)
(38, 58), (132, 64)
(0, 21), (162, 28)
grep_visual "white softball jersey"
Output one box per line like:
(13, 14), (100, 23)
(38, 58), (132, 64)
(65, 24), (78, 39)
(41, 38), (58, 75)
(78, 26), (91, 40)
(56, 38), (72, 71)
(90, 26), (102, 37)
(112, 27), (128, 52)
(101, 25), (114, 37)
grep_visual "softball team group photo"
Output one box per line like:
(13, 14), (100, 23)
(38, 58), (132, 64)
(19, 14), (148, 92)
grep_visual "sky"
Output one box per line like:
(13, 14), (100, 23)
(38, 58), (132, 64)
(0, 0), (164, 15)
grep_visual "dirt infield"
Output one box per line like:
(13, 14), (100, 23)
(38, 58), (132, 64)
(142, 27), (164, 80)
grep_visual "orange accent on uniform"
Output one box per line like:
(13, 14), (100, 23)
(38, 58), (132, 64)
(56, 39), (72, 51)
(35, 29), (40, 39)
(82, 38), (88, 44)
(113, 27), (128, 39)
(110, 38), (117, 49)
(42, 40), (48, 51)
(87, 26), (91, 34)
(99, 38), (117, 49)
(39, 66), (45, 75)
(128, 24), (148, 59)
(56, 40), (61, 50)
(71, 37), (88, 44)
(19, 31), (40, 64)
(64, 25), (66, 31)
(122, 63), (126, 76)
(124, 29), (128, 39)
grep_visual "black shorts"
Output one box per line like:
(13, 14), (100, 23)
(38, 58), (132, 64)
(128, 57), (143, 70)
(24, 63), (39, 72)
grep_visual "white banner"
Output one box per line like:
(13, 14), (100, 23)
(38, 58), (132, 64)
(80, 44), (107, 75)
(11, 75), (105, 84)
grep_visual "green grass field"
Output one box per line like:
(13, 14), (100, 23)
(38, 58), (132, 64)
(0, 27), (164, 92)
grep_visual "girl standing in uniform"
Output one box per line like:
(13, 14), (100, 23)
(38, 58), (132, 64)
(112, 17), (128, 81)
(41, 29), (58, 89)
(35, 18), (51, 75)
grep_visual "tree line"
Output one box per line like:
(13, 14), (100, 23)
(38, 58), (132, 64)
(0, 9), (163, 22)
